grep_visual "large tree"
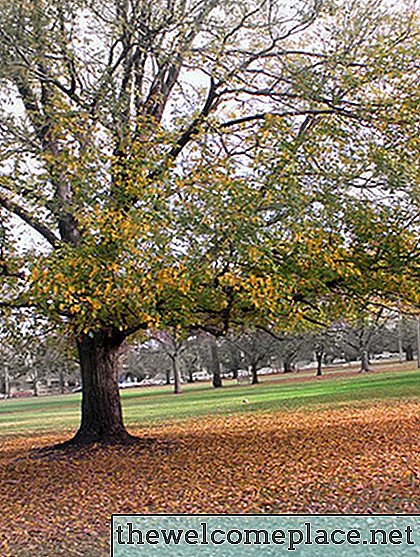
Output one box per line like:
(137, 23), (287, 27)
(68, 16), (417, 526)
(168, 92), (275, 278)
(0, 0), (418, 445)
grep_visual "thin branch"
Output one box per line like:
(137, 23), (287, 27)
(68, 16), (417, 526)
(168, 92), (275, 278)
(122, 320), (148, 337)
(0, 191), (60, 248)
(220, 108), (340, 128)
(166, 77), (218, 161)
(0, 265), (25, 280)
(0, 299), (34, 309)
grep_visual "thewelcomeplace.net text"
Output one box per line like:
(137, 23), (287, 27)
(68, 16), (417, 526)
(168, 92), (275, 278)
(114, 520), (416, 551)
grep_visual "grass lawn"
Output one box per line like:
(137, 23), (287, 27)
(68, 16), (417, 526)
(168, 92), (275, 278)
(0, 362), (419, 557)
(1, 362), (419, 437)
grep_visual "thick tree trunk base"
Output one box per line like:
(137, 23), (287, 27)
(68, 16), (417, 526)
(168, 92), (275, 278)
(35, 433), (164, 457)
(71, 328), (130, 448)
(51, 427), (140, 450)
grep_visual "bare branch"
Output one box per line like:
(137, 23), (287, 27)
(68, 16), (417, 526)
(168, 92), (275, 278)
(0, 191), (60, 248)
(220, 108), (342, 128)
(166, 77), (219, 161)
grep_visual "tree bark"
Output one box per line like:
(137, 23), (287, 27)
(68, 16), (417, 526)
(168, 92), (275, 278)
(3, 363), (9, 399)
(405, 345), (414, 361)
(171, 355), (182, 395)
(33, 370), (38, 396)
(59, 365), (66, 394)
(228, 344), (239, 379)
(251, 363), (258, 385)
(315, 350), (323, 376)
(283, 357), (293, 373)
(398, 316), (404, 363)
(67, 328), (134, 445)
(360, 350), (370, 372)
(210, 339), (222, 388)
(417, 316), (420, 370)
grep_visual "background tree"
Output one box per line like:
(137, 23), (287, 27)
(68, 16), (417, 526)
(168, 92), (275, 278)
(228, 330), (278, 384)
(154, 330), (187, 394)
(122, 339), (171, 384)
(219, 335), (243, 380)
(337, 307), (389, 372)
(0, 314), (79, 395)
(208, 335), (223, 389)
(399, 318), (417, 362)
(179, 335), (202, 384)
(305, 329), (339, 376)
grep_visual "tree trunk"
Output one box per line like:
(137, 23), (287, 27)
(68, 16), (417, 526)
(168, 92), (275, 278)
(405, 345), (414, 362)
(188, 369), (194, 383)
(210, 339), (222, 388)
(360, 350), (370, 372)
(59, 364), (66, 394)
(315, 350), (323, 376)
(283, 357), (292, 373)
(3, 363), (9, 399)
(398, 315), (404, 364)
(251, 363), (258, 385)
(172, 355), (182, 395)
(165, 368), (171, 385)
(417, 317), (420, 370)
(228, 345), (239, 379)
(67, 328), (133, 446)
(33, 371), (38, 396)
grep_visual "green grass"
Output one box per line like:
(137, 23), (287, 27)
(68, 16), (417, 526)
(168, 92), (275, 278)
(1, 368), (419, 437)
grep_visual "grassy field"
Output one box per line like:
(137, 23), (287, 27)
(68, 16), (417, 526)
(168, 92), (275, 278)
(1, 362), (419, 437)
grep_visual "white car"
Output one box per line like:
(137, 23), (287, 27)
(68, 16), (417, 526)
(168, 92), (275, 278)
(119, 380), (141, 389)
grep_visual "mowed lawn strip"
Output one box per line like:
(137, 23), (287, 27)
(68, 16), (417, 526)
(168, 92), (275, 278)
(1, 366), (419, 437)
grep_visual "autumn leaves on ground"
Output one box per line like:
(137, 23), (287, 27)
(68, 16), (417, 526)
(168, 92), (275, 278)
(1, 366), (419, 557)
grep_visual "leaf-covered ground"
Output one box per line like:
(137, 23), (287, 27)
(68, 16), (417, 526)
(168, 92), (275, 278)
(1, 399), (419, 557)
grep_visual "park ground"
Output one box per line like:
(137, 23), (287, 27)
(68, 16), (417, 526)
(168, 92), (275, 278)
(0, 362), (419, 556)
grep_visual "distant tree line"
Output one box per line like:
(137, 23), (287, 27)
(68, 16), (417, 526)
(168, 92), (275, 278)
(1, 315), (419, 398)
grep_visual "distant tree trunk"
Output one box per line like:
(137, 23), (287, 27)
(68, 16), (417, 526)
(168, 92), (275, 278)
(3, 363), (9, 399)
(187, 369), (194, 383)
(360, 350), (370, 372)
(398, 315), (404, 363)
(210, 339), (222, 388)
(283, 357), (292, 373)
(65, 328), (133, 446)
(59, 365), (66, 394)
(315, 349), (323, 376)
(405, 345), (414, 361)
(228, 345), (239, 380)
(165, 368), (171, 385)
(171, 355), (182, 395)
(251, 363), (258, 384)
(32, 370), (38, 396)
(417, 317), (420, 370)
